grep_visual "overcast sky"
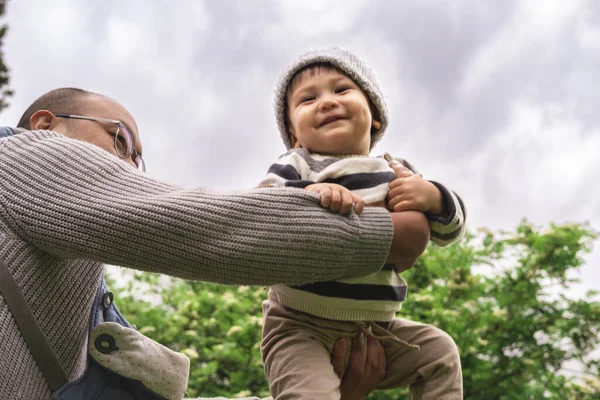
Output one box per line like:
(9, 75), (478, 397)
(2, 0), (598, 295)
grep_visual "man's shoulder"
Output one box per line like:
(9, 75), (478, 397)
(0, 128), (61, 139)
(0, 129), (62, 145)
(0, 129), (66, 159)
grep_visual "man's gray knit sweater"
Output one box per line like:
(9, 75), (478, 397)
(0, 130), (393, 399)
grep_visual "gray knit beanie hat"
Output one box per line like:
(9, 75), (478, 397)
(274, 47), (389, 150)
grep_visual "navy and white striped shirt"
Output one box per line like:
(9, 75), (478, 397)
(260, 148), (466, 321)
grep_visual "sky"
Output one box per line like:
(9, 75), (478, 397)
(1, 0), (598, 296)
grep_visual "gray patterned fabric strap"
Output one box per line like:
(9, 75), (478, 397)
(0, 258), (68, 391)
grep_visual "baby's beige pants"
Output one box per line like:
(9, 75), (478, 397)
(261, 292), (462, 400)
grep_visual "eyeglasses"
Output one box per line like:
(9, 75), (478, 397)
(55, 114), (146, 172)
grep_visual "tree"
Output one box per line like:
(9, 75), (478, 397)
(0, 0), (13, 113)
(108, 221), (600, 399)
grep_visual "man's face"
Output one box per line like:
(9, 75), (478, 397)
(55, 94), (142, 169)
(287, 68), (374, 155)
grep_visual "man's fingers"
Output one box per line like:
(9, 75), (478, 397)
(365, 335), (377, 370)
(366, 335), (386, 379)
(338, 333), (386, 399)
(377, 339), (386, 377)
(347, 333), (367, 375)
(332, 338), (347, 379)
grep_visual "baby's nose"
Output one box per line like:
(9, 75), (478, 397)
(318, 97), (338, 111)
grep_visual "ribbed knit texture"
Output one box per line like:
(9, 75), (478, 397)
(0, 130), (393, 399)
(274, 47), (389, 151)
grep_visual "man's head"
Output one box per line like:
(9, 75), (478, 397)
(274, 47), (389, 154)
(17, 88), (143, 170)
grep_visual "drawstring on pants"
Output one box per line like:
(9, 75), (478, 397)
(359, 322), (420, 351)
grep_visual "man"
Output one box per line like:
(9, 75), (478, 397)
(0, 88), (436, 399)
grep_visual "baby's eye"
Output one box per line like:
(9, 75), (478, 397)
(335, 86), (350, 94)
(300, 96), (316, 103)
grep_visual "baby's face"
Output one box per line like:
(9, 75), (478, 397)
(287, 69), (375, 155)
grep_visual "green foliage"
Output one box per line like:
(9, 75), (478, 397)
(110, 274), (270, 399)
(0, 0), (12, 113)
(108, 221), (600, 399)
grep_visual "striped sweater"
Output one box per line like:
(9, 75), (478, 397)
(259, 148), (467, 321)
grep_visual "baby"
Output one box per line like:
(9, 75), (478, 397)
(258, 47), (467, 400)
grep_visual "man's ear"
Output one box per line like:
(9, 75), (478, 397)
(29, 110), (58, 131)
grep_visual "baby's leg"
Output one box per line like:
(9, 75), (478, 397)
(375, 318), (462, 400)
(261, 299), (351, 400)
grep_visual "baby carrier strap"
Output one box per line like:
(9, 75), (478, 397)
(0, 127), (190, 399)
(0, 257), (69, 391)
(0, 125), (69, 390)
(0, 126), (16, 138)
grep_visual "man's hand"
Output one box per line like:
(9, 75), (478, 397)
(306, 183), (365, 215)
(331, 334), (386, 400)
(387, 162), (444, 215)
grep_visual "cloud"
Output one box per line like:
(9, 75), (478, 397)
(2, 0), (598, 296)
(459, 0), (584, 99)
(272, 0), (369, 36)
(467, 100), (600, 227)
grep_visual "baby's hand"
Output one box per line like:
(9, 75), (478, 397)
(387, 162), (443, 214)
(305, 183), (365, 215)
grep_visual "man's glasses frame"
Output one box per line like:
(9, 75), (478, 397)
(55, 114), (145, 172)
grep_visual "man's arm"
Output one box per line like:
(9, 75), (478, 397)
(0, 131), (392, 286)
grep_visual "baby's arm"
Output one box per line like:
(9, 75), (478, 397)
(387, 210), (430, 271)
(423, 181), (466, 247)
(386, 157), (467, 247)
(366, 199), (430, 270)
